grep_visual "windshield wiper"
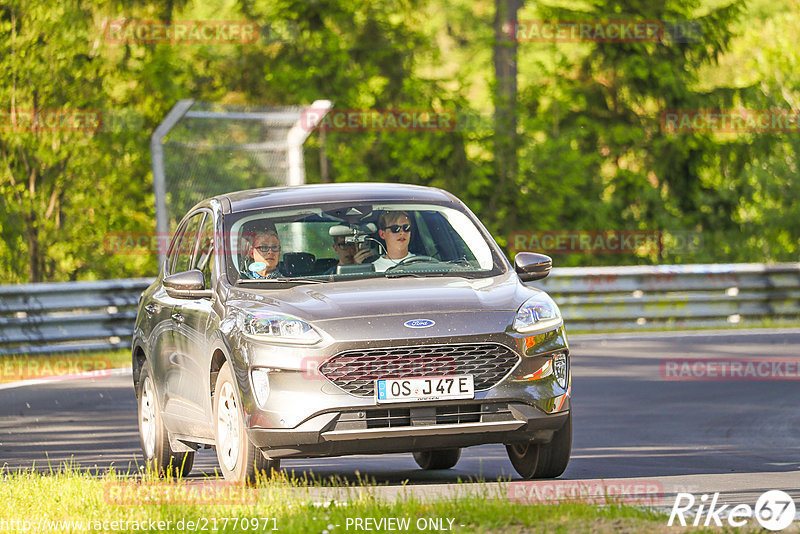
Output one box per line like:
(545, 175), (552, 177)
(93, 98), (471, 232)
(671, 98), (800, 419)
(236, 277), (327, 285)
(384, 271), (448, 279)
(385, 270), (486, 280)
(384, 272), (426, 279)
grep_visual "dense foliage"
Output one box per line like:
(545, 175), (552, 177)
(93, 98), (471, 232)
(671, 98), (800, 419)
(0, 0), (797, 282)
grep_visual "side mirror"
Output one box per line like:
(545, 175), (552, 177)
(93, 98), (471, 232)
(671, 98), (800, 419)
(514, 252), (552, 282)
(164, 269), (212, 299)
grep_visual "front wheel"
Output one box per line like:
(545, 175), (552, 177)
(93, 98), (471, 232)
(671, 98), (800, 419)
(137, 361), (194, 477)
(413, 448), (462, 470)
(214, 362), (280, 483)
(506, 411), (571, 479)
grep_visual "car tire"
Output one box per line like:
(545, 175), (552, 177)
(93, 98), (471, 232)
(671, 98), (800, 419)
(506, 410), (571, 479)
(213, 362), (280, 483)
(137, 361), (194, 477)
(413, 448), (462, 470)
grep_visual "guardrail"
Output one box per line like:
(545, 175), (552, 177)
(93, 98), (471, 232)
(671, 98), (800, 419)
(1, 263), (798, 355)
(0, 278), (153, 355)
(530, 262), (800, 331)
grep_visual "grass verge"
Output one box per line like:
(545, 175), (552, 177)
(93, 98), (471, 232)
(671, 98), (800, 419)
(0, 467), (686, 534)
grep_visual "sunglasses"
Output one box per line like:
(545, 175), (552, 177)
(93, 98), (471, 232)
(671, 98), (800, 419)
(254, 245), (281, 254)
(382, 224), (412, 233)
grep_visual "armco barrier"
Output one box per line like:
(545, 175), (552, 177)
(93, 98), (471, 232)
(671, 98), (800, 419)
(0, 263), (798, 355)
(529, 262), (800, 330)
(0, 278), (153, 355)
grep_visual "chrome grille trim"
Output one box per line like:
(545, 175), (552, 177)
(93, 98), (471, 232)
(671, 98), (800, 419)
(319, 342), (520, 397)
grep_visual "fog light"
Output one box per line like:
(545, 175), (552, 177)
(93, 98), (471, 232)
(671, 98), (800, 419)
(251, 368), (273, 407)
(553, 352), (568, 389)
(522, 359), (553, 381)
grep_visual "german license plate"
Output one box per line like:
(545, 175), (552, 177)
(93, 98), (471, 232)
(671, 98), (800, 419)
(376, 375), (474, 403)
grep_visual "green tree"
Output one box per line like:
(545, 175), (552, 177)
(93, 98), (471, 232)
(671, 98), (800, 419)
(0, 1), (111, 282)
(512, 0), (752, 264)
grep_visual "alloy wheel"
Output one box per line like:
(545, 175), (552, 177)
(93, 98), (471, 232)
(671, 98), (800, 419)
(217, 381), (240, 472)
(140, 377), (157, 459)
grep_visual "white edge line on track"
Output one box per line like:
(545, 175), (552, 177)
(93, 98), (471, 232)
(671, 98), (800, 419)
(0, 367), (133, 392)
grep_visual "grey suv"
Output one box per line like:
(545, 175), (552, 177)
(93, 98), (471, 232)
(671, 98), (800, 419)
(133, 183), (571, 482)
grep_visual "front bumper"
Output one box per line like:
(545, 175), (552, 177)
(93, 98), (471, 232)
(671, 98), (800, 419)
(247, 400), (570, 459)
(237, 325), (571, 459)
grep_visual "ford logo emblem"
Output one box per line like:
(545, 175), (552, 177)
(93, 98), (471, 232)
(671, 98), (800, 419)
(404, 319), (435, 329)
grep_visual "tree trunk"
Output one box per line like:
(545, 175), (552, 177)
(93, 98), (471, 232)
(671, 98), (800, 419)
(27, 219), (41, 283)
(491, 0), (522, 233)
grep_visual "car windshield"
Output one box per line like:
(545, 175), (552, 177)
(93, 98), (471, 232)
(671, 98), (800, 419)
(223, 202), (504, 285)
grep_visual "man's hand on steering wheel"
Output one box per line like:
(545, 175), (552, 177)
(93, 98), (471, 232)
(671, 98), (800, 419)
(385, 255), (440, 271)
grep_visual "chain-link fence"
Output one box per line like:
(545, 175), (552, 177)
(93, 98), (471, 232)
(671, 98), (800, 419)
(151, 99), (331, 263)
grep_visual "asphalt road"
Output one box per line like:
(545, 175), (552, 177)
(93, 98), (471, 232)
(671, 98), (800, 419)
(2, 329), (799, 506)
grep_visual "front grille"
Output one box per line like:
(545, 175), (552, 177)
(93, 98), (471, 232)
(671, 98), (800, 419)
(366, 408), (411, 428)
(319, 343), (520, 397)
(436, 405), (482, 425)
(332, 402), (514, 432)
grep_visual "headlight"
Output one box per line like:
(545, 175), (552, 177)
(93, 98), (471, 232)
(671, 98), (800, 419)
(513, 293), (562, 334)
(239, 312), (321, 344)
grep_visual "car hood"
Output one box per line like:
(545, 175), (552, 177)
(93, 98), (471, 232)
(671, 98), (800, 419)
(225, 272), (540, 322)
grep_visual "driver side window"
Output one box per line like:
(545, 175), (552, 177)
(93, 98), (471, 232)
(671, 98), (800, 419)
(169, 212), (204, 275)
(195, 213), (214, 286)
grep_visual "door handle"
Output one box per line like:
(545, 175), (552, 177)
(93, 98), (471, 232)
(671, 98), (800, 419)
(171, 312), (184, 324)
(144, 304), (158, 316)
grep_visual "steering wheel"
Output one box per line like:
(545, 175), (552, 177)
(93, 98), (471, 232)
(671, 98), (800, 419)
(448, 256), (473, 267)
(386, 255), (441, 270)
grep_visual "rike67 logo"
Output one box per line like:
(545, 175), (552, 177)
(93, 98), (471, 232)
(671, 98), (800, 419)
(669, 490), (796, 531)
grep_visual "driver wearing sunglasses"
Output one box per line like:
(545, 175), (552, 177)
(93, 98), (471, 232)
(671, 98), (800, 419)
(240, 222), (284, 279)
(372, 211), (416, 272)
